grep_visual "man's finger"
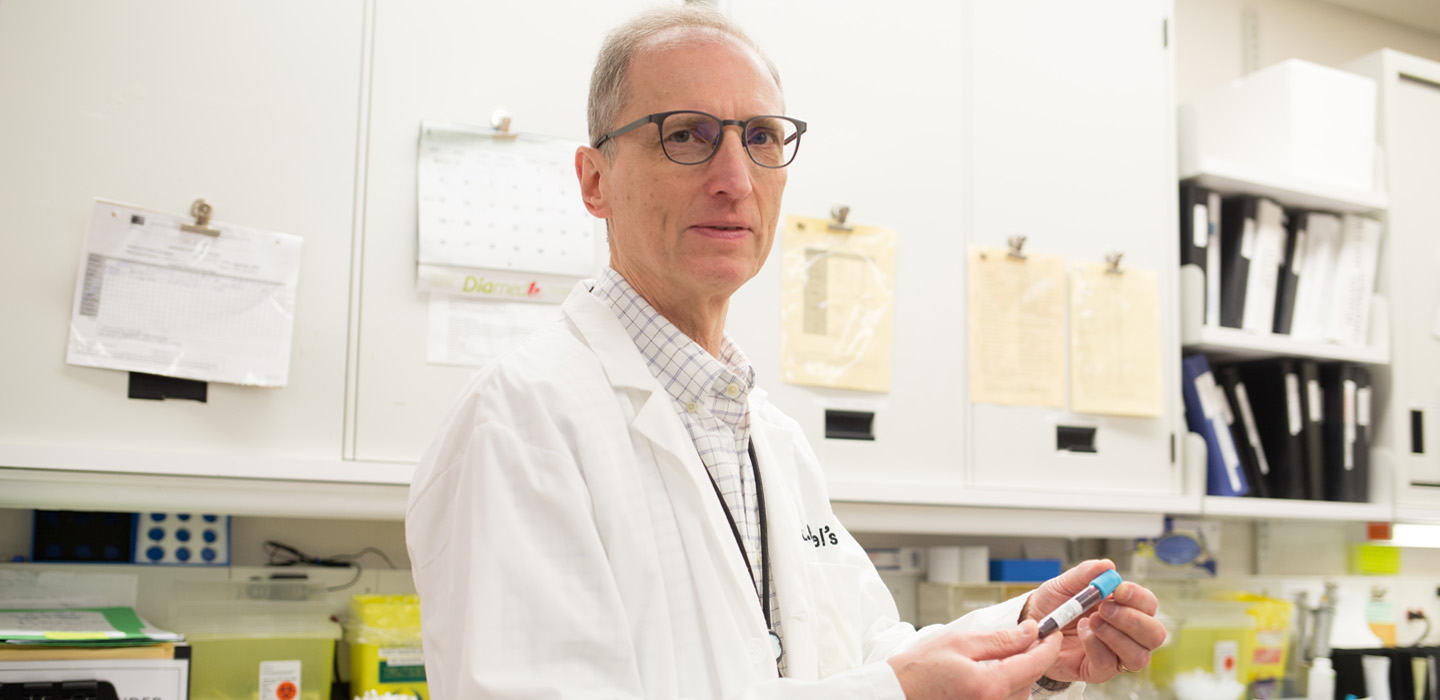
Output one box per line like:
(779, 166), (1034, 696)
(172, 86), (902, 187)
(1109, 581), (1160, 616)
(986, 631), (1062, 695)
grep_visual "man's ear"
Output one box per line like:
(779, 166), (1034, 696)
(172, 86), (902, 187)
(575, 146), (611, 219)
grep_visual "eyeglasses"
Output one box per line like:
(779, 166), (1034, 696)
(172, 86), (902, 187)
(592, 110), (807, 168)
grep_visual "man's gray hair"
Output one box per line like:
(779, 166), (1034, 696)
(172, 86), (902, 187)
(587, 4), (783, 152)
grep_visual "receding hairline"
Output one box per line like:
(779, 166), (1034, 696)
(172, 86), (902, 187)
(587, 8), (784, 150)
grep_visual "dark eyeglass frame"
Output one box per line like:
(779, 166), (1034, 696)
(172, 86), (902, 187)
(592, 110), (808, 168)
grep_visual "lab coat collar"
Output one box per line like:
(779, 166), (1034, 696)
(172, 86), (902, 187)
(561, 280), (658, 392)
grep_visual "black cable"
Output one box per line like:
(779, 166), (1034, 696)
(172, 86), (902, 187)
(261, 540), (387, 592)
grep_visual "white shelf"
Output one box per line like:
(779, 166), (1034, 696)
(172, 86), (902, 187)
(1179, 266), (1391, 365)
(1179, 156), (1388, 213)
(0, 467), (410, 520)
(1201, 495), (1392, 521)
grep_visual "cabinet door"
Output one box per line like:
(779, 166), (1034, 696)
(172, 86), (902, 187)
(350, 0), (660, 462)
(1387, 69), (1440, 494)
(0, 2), (361, 466)
(964, 0), (1182, 496)
(725, 0), (1184, 502)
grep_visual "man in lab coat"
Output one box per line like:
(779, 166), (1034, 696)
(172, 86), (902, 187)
(406, 6), (1166, 699)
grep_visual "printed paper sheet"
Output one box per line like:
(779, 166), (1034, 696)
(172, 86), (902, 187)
(417, 122), (598, 287)
(426, 295), (560, 367)
(967, 246), (1065, 408)
(1068, 261), (1163, 417)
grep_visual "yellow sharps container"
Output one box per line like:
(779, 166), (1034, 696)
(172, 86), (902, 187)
(347, 595), (427, 700)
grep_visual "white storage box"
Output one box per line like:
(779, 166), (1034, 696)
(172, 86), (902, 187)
(1179, 59), (1378, 192)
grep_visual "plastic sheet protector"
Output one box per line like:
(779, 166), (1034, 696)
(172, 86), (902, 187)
(65, 200), (302, 387)
(779, 214), (895, 393)
(967, 246), (1065, 407)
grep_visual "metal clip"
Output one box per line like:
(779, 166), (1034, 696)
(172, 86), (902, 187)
(1105, 250), (1124, 274)
(828, 205), (853, 232)
(1006, 234), (1027, 260)
(180, 199), (220, 237)
(491, 109), (518, 140)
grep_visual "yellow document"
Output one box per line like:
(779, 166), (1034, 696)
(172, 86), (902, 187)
(1069, 261), (1163, 417)
(779, 214), (895, 393)
(967, 247), (1066, 407)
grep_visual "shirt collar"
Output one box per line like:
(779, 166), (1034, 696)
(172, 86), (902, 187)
(592, 267), (756, 411)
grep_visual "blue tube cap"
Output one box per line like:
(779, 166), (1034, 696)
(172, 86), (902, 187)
(1090, 570), (1123, 598)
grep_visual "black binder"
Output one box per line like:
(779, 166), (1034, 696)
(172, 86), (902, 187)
(1299, 360), (1326, 501)
(1181, 182), (1212, 319)
(1215, 364), (1270, 498)
(1235, 358), (1309, 499)
(1273, 210), (1305, 335)
(1219, 195), (1256, 329)
(1322, 363), (1372, 503)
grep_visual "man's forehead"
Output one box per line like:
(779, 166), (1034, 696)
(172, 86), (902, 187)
(627, 32), (782, 102)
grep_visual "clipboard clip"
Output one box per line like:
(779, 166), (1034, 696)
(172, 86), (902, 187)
(181, 199), (220, 237)
(1006, 234), (1027, 260)
(491, 109), (518, 141)
(1105, 250), (1124, 274)
(828, 205), (853, 232)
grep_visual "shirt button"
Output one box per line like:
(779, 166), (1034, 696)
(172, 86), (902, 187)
(686, 402), (698, 414)
(725, 383), (740, 398)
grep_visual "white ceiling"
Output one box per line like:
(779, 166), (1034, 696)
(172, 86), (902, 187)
(1315, 0), (1440, 35)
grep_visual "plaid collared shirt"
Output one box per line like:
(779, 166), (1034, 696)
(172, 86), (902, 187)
(593, 267), (786, 674)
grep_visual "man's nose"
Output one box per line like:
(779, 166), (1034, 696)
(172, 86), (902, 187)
(705, 127), (755, 199)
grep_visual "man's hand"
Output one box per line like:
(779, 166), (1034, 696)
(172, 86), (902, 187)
(887, 620), (1062, 700)
(1020, 559), (1167, 684)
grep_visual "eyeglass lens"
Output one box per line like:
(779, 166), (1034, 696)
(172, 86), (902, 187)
(659, 112), (800, 167)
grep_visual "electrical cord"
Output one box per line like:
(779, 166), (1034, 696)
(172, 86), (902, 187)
(262, 540), (397, 592)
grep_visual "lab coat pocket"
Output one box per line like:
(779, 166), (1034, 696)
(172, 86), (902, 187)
(808, 561), (863, 676)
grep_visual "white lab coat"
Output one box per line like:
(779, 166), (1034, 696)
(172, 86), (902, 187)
(407, 282), (1075, 700)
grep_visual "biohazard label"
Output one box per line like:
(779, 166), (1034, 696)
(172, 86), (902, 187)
(260, 660), (301, 700)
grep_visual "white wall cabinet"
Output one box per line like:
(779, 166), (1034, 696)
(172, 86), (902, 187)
(1345, 51), (1440, 523)
(3, 0), (1190, 530)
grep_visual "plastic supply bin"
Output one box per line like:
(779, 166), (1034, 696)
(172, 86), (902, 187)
(988, 558), (1062, 582)
(347, 595), (427, 700)
(1179, 59), (1378, 192)
(168, 581), (342, 700)
(1150, 600), (1258, 690)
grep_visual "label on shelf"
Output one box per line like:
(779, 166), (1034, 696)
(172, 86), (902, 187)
(1309, 379), (1324, 422)
(1286, 373), (1303, 435)
(1194, 206), (1209, 248)
(1344, 379), (1357, 470)
(1358, 386), (1372, 428)
(1236, 384), (1270, 475)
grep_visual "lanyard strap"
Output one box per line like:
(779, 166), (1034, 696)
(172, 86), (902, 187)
(704, 439), (771, 632)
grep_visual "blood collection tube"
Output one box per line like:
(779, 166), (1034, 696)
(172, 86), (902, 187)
(1037, 570), (1123, 639)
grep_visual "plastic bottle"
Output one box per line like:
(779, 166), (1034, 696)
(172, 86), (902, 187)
(1308, 657), (1336, 700)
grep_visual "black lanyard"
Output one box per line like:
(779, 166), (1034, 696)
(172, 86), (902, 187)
(704, 440), (772, 634)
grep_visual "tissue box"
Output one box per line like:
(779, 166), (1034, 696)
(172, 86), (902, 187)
(1180, 59), (1377, 192)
